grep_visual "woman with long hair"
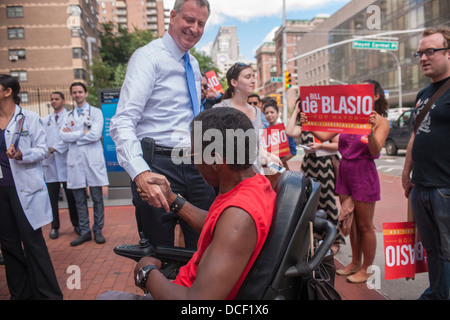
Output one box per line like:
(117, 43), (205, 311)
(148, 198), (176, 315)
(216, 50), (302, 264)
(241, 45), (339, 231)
(302, 79), (390, 283)
(214, 63), (282, 174)
(286, 97), (343, 253)
(0, 74), (62, 299)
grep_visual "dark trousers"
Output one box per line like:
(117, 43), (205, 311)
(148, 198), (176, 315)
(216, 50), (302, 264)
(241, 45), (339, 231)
(72, 186), (104, 235)
(132, 152), (216, 250)
(0, 186), (63, 300)
(46, 181), (79, 230)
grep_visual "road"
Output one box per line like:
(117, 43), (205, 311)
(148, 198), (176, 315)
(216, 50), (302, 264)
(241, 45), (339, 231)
(375, 149), (406, 178)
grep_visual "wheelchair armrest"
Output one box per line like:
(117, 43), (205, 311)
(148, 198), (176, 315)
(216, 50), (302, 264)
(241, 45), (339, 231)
(154, 245), (196, 264)
(284, 217), (337, 278)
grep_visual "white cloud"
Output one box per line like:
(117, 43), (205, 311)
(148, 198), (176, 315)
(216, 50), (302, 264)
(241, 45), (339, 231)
(263, 26), (279, 43)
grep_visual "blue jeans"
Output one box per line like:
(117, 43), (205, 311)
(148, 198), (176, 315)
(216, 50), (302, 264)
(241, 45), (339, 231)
(410, 184), (450, 300)
(72, 186), (105, 235)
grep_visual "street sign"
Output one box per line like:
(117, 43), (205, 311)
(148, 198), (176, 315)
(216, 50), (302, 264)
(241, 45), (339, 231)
(271, 77), (282, 83)
(352, 40), (398, 51)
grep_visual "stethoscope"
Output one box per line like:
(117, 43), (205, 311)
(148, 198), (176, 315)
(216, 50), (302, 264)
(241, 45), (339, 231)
(67, 105), (92, 129)
(1, 106), (25, 149)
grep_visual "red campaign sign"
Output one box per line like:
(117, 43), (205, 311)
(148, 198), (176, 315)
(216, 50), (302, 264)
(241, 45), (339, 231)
(383, 222), (428, 280)
(205, 70), (224, 94)
(300, 84), (374, 135)
(261, 123), (291, 158)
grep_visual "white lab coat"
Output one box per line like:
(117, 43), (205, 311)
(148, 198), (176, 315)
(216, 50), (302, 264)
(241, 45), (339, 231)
(4, 105), (52, 230)
(42, 109), (69, 183)
(59, 104), (109, 189)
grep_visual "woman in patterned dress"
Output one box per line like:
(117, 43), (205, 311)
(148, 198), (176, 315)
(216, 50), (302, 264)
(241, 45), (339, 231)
(286, 98), (345, 253)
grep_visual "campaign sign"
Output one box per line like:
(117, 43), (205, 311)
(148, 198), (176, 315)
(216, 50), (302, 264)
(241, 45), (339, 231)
(261, 123), (290, 158)
(205, 70), (224, 93)
(383, 222), (428, 280)
(300, 84), (374, 135)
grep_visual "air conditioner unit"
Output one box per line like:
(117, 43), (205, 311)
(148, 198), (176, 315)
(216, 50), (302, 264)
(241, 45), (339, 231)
(9, 55), (19, 61)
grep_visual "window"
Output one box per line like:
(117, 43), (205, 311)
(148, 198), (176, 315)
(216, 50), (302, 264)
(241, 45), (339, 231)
(10, 70), (27, 82)
(71, 28), (83, 38)
(6, 6), (24, 18)
(8, 28), (25, 39)
(8, 49), (26, 60)
(72, 47), (85, 59)
(74, 69), (86, 80)
(19, 92), (28, 103)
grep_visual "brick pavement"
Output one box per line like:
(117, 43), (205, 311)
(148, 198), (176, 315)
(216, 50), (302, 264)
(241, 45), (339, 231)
(0, 162), (407, 300)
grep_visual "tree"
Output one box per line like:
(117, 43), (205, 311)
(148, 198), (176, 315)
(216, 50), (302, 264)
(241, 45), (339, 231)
(190, 48), (227, 91)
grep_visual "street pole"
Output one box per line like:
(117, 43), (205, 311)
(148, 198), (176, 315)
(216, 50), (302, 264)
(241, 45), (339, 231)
(86, 36), (96, 83)
(381, 50), (402, 108)
(282, 0), (288, 124)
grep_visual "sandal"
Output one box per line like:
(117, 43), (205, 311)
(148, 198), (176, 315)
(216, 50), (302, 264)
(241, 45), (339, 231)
(336, 267), (360, 276)
(347, 273), (370, 284)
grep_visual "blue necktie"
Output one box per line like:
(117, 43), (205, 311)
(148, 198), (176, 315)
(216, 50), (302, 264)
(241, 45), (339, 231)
(77, 107), (83, 117)
(184, 53), (199, 117)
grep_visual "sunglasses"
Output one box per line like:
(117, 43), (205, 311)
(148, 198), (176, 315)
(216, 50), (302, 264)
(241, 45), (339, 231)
(248, 101), (259, 106)
(230, 62), (249, 75)
(202, 84), (209, 90)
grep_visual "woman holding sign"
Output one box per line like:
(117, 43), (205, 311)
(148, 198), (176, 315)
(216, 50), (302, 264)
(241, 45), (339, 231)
(286, 97), (344, 253)
(304, 80), (390, 284)
(0, 75), (62, 299)
(263, 99), (297, 168)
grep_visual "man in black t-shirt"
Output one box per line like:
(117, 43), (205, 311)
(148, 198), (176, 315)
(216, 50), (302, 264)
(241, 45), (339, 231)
(402, 26), (450, 300)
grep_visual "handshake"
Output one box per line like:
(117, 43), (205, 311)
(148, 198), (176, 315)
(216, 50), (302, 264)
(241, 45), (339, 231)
(135, 171), (176, 212)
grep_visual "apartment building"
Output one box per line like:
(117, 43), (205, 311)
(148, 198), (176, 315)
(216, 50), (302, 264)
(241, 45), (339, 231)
(256, 17), (328, 110)
(296, 0), (450, 108)
(210, 26), (241, 77)
(97, 0), (168, 37)
(0, 0), (101, 116)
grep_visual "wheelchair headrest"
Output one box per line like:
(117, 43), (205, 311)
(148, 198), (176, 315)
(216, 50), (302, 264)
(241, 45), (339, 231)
(236, 171), (314, 299)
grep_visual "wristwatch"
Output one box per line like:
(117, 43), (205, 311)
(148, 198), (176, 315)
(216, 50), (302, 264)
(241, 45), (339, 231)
(170, 194), (186, 213)
(135, 265), (159, 293)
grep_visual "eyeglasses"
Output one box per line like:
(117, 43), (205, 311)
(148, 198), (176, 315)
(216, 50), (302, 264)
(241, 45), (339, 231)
(414, 48), (448, 60)
(230, 62), (249, 75)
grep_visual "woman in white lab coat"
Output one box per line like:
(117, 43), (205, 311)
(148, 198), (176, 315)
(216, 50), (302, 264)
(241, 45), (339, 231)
(0, 74), (62, 299)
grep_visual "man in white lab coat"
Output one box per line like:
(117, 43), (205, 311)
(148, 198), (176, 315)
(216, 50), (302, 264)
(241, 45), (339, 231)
(60, 82), (109, 246)
(42, 92), (79, 239)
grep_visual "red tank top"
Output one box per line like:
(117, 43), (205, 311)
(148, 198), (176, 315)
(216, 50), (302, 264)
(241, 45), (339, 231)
(173, 174), (276, 299)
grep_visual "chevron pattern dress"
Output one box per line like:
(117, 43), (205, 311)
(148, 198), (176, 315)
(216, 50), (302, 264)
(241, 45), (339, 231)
(299, 131), (345, 245)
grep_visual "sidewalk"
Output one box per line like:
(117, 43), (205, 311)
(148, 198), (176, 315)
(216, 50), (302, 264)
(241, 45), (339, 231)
(0, 164), (416, 300)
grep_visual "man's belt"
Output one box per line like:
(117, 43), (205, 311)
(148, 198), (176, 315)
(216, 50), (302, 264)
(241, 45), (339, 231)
(154, 145), (189, 157)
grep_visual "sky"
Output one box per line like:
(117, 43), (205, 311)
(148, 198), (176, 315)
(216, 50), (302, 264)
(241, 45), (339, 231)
(163, 0), (352, 61)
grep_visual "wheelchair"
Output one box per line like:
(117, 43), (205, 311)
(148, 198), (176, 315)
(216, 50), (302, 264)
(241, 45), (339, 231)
(114, 171), (338, 300)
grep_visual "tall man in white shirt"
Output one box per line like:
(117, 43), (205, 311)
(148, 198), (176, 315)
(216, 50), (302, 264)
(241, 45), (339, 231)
(110, 0), (216, 249)
(61, 82), (109, 246)
(42, 92), (79, 239)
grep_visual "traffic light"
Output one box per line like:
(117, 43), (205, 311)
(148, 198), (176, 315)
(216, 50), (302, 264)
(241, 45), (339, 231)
(285, 71), (291, 90)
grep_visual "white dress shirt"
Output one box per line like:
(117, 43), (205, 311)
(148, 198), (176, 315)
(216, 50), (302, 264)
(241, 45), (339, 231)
(110, 32), (201, 181)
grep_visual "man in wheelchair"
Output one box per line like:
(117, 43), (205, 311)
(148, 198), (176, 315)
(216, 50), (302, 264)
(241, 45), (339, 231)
(99, 107), (276, 300)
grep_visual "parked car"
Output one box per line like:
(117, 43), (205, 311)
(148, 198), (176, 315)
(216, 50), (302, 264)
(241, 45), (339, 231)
(385, 109), (413, 156)
(387, 107), (412, 121)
